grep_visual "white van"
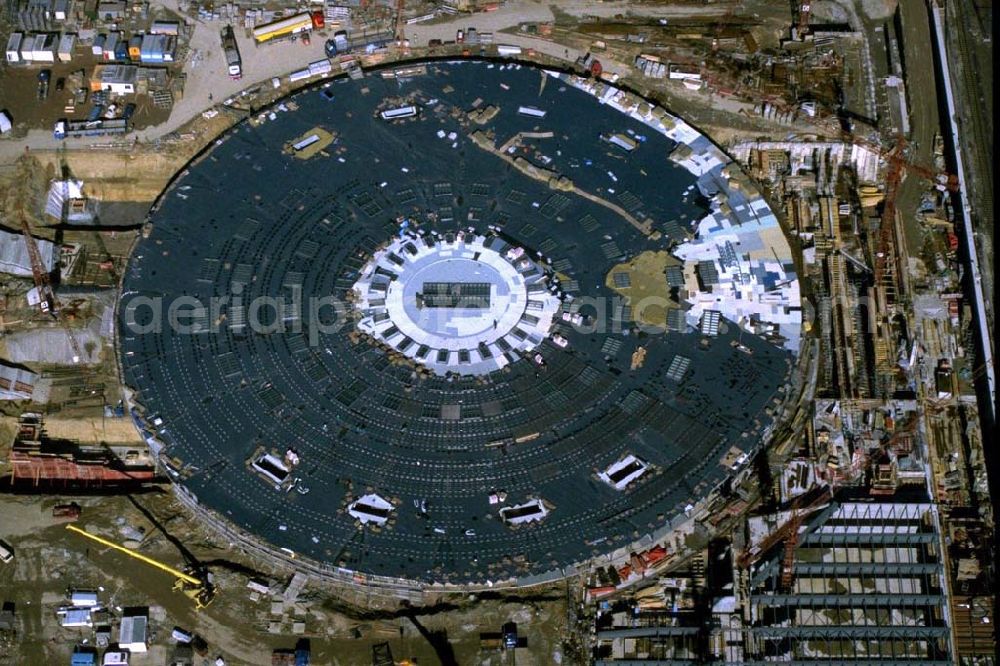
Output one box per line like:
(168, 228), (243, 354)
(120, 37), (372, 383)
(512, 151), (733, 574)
(0, 540), (13, 564)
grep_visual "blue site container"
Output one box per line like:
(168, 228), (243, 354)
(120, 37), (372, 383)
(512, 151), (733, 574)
(70, 652), (96, 666)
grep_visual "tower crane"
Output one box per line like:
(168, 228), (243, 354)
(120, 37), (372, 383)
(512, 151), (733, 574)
(394, 0), (406, 44)
(797, 2), (812, 38)
(862, 134), (957, 304)
(737, 485), (833, 583)
(66, 524), (215, 609)
(873, 137), (907, 299)
(10, 155), (83, 363)
(22, 213), (84, 363)
(710, 6), (735, 53)
(810, 117), (959, 193)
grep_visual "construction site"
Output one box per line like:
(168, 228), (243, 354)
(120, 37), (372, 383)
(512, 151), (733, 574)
(0, 0), (994, 664)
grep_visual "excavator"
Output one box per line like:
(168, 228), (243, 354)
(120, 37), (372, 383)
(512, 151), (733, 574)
(65, 524), (215, 609)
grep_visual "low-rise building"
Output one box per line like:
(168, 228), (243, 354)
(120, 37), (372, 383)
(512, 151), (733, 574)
(60, 608), (93, 628)
(96, 1), (125, 20)
(119, 609), (148, 653)
(139, 33), (175, 63)
(149, 20), (180, 36)
(102, 32), (119, 60)
(53, 0), (71, 21)
(5, 33), (23, 63)
(57, 33), (75, 61)
(92, 64), (138, 94)
(70, 651), (97, 666)
(0, 363), (36, 401)
(30, 33), (57, 62)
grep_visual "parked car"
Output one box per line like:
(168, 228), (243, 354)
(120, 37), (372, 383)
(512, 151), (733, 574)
(122, 102), (136, 121)
(37, 69), (51, 100)
(0, 539), (13, 564)
(55, 77), (65, 92)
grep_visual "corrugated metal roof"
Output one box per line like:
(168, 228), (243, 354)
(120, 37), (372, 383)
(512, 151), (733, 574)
(0, 228), (56, 277)
(0, 362), (37, 400)
(119, 613), (147, 649)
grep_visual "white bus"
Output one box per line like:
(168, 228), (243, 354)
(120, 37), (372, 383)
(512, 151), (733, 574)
(380, 105), (418, 121)
(517, 106), (546, 118)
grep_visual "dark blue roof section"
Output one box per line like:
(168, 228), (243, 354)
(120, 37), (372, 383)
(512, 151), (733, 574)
(120, 60), (792, 584)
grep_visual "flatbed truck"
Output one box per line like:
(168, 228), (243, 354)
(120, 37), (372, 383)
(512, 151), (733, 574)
(221, 25), (242, 79)
(54, 118), (129, 140)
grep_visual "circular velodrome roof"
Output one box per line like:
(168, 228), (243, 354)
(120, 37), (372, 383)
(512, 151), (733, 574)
(120, 59), (797, 586)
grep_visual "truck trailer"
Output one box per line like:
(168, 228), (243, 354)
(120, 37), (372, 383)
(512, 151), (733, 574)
(252, 12), (324, 45)
(323, 29), (393, 57)
(54, 118), (129, 140)
(221, 25), (241, 79)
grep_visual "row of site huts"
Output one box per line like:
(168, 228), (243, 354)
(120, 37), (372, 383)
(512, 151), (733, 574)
(5, 21), (179, 65)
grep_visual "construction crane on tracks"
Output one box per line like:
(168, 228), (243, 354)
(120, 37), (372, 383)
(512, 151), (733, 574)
(9, 155), (84, 363)
(65, 524), (215, 609)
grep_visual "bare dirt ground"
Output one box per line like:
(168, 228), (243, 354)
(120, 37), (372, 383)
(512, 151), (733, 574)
(30, 416), (144, 444)
(0, 0), (789, 162)
(606, 250), (683, 330)
(23, 112), (233, 202)
(0, 54), (172, 135)
(0, 492), (576, 665)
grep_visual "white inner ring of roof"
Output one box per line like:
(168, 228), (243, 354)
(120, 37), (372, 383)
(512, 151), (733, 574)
(353, 233), (561, 375)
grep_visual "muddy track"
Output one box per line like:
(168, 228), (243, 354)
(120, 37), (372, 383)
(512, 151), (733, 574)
(321, 589), (565, 622)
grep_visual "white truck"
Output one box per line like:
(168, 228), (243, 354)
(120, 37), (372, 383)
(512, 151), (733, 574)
(0, 539), (13, 564)
(221, 25), (242, 79)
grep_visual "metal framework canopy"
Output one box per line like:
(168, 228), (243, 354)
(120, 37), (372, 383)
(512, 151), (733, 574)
(747, 501), (953, 663)
(119, 59), (796, 585)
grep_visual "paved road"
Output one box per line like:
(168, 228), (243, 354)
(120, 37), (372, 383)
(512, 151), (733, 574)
(0, 0), (740, 161)
(0, 0), (332, 159)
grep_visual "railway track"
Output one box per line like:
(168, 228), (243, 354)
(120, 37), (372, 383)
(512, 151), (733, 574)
(949, 0), (994, 220)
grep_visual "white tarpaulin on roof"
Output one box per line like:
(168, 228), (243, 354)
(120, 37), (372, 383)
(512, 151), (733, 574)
(0, 228), (56, 277)
(45, 179), (85, 219)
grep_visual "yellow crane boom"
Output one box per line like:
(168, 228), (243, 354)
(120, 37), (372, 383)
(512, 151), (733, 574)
(65, 524), (214, 608)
